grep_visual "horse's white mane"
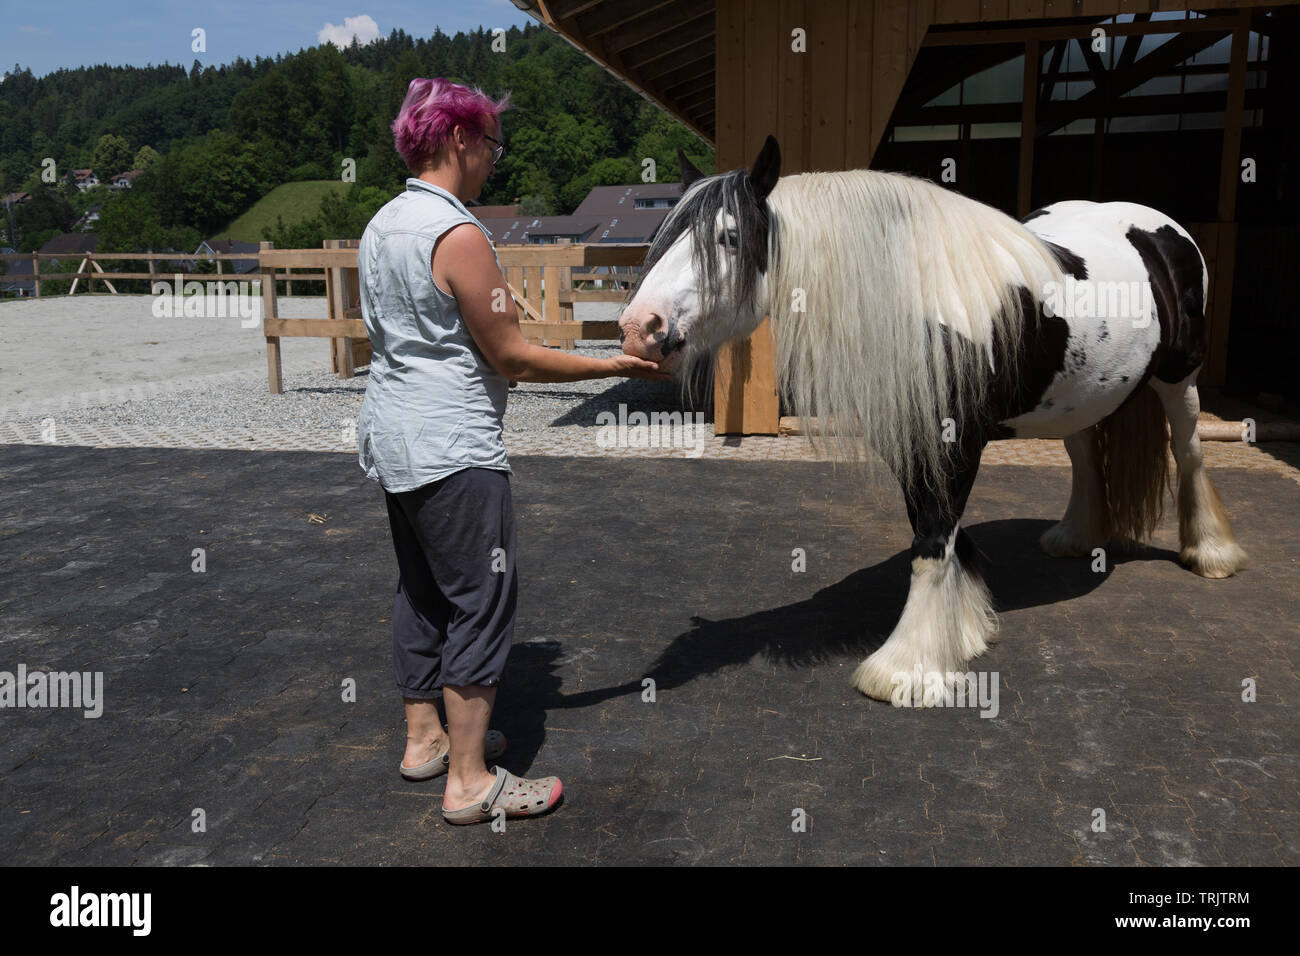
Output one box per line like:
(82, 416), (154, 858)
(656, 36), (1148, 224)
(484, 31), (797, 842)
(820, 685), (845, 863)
(764, 169), (1067, 496)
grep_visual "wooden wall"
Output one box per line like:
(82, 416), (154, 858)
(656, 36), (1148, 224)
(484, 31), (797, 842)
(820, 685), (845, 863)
(710, 0), (1269, 433)
(713, 0), (931, 433)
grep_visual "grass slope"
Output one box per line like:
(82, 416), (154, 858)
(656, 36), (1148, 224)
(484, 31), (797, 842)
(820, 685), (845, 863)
(213, 180), (350, 242)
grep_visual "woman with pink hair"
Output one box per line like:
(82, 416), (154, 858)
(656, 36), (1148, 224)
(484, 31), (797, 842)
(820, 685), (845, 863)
(356, 78), (667, 825)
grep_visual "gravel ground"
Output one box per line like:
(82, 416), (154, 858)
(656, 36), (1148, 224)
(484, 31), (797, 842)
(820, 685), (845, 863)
(0, 295), (709, 431)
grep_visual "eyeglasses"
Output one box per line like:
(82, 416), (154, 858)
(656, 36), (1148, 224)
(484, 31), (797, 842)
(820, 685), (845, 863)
(483, 134), (505, 164)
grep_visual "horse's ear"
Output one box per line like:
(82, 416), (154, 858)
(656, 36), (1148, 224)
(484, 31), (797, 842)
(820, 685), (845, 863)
(749, 134), (781, 202)
(677, 148), (704, 190)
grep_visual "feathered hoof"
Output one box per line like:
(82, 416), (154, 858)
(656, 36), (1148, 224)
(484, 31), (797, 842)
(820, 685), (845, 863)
(852, 622), (994, 706)
(1039, 521), (1103, 558)
(852, 653), (980, 707)
(1180, 540), (1248, 579)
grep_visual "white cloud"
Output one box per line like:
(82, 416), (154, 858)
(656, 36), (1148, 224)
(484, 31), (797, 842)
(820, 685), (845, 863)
(318, 14), (380, 50)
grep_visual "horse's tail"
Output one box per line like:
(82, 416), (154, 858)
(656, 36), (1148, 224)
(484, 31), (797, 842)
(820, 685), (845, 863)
(1092, 384), (1171, 543)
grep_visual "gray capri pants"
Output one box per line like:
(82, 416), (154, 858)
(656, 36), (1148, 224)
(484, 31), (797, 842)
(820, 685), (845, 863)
(383, 467), (517, 697)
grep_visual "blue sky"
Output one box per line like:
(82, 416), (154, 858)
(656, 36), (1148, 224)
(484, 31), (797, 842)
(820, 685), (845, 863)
(1, 1), (535, 79)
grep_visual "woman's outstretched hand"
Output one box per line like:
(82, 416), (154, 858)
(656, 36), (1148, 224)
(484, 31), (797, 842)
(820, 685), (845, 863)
(606, 355), (673, 381)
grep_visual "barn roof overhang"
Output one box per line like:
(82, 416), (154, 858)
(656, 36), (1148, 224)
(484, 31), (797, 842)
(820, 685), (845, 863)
(508, 0), (717, 144)
(508, 2), (1279, 152)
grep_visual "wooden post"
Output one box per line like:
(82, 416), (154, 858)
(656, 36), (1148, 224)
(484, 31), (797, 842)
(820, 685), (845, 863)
(543, 260), (568, 349)
(341, 239), (368, 367)
(1204, 11), (1251, 388)
(324, 239), (347, 377)
(33, 254), (40, 298)
(1018, 38), (1039, 218)
(525, 261), (544, 343)
(557, 237), (575, 336)
(1091, 115), (1106, 201)
(260, 241), (283, 394)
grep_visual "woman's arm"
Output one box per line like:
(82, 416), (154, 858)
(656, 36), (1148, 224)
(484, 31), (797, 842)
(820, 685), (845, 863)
(437, 223), (670, 384)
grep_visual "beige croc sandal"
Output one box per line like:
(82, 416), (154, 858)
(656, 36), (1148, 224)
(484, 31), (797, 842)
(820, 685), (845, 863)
(400, 729), (507, 781)
(442, 765), (563, 825)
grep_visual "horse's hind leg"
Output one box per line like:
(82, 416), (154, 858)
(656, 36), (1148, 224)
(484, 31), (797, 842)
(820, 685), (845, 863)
(1039, 429), (1109, 557)
(1150, 371), (1247, 578)
(852, 437), (995, 704)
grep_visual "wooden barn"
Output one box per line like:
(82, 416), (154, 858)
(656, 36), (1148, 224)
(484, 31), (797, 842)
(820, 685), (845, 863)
(508, 1), (1299, 433)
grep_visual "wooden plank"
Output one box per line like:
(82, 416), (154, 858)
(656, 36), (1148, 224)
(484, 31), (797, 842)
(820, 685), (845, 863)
(1080, 0), (1114, 17)
(935, 0), (981, 24)
(519, 320), (620, 338)
(714, 0), (748, 433)
(871, 0), (913, 152)
(259, 248), (359, 268)
(723, 0), (781, 434)
(543, 264), (563, 325)
(331, 240), (356, 379)
(495, 246), (581, 267)
(1008, 0), (1047, 17)
(1019, 37), (1039, 217)
(523, 265), (544, 322)
(844, 0), (875, 169)
(1204, 223), (1237, 387)
(559, 248), (575, 325)
(909, 1), (936, 61)
(779, 0), (806, 175)
(324, 240), (343, 377)
(264, 317), (368, 337)
(260, 251), (282, 395)
(923, 15), (1246, 45)
(808, 0), (847, 172)
(505, 281), (544, 322)
(579, 245), (647, 266)
(1218, 12), (1250, 222)
(560, 290), (631, 303)
(980, 0), (1011, 21)
(352, 339), (373, 367)
(743, 318), (780, 435)
(716, 0), (745, 169)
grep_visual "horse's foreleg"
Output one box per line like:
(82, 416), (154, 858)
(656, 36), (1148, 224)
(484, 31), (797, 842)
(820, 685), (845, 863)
(852, 438), (996, 704)
(1150, 372), (1247, 578)
(1039, 429), (1110, 557)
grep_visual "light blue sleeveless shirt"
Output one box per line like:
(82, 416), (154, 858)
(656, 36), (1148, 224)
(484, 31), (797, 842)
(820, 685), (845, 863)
(357, 178), (510, 493)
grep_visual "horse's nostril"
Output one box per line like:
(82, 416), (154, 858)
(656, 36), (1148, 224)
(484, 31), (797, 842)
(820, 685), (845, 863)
(652, 330), (667, 344)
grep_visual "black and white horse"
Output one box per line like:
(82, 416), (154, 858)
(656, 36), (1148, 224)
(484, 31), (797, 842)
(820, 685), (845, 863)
(618, 135), (1246, 705)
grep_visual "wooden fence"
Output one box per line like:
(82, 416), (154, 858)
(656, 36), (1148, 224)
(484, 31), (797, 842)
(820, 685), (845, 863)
(0, 250), (277, 296)
(0, 241), (649, 395)
(258, 239), (649, 394)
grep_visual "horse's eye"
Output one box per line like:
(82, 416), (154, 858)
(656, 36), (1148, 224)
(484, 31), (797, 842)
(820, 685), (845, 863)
(718, 229), (739, 249)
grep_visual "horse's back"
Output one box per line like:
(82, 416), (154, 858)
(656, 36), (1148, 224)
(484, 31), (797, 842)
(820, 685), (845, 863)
(1001, 200), (1205, 438)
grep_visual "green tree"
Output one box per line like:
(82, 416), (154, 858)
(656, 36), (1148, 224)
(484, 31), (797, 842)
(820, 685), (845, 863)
(92, 134), (134, 179)
(14, 182), (76, 238)
(517, 193), (550, 216)
(133, 145), (160, 170)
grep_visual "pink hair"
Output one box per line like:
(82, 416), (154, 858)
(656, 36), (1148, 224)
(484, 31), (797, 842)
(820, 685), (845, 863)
(391, 77), (511, 172)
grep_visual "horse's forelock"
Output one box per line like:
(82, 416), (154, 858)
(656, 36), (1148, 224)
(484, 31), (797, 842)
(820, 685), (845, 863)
(634, 170), (771, 318)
